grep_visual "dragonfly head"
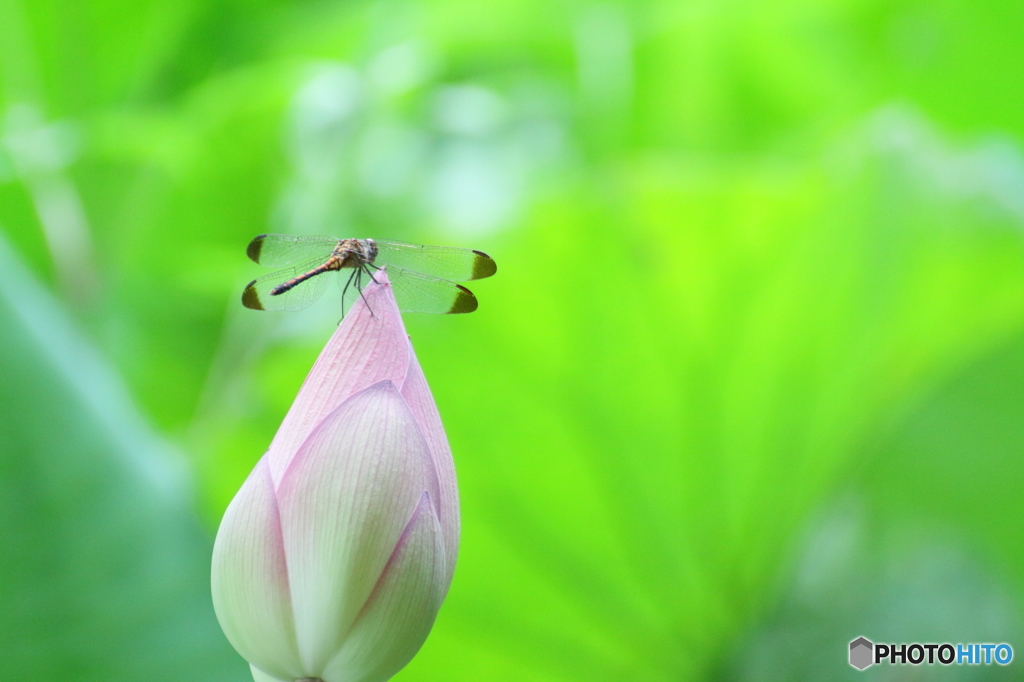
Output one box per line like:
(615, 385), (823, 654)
(362, 238), (379, 265)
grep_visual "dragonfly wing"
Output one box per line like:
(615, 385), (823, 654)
(374, 240), (497, 281)
(383, 266), (479, 314)
(242, 258), (332, 311)
(246, 234), (339, 267)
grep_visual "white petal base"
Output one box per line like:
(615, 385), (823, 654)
(250, 664), (289, 682)
(321, 492), (445, 682)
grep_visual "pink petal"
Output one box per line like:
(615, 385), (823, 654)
(276, 380), (440, 674)
(267, 271), (412, 485)
(399, 349), (459, 586)
(321, 491), (446, 682)
(211, 457), (301, 680)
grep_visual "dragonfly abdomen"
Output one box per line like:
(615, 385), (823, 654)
(271, 259), (340, 296)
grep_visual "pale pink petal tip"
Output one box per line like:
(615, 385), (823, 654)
(265, 268), (413, 484)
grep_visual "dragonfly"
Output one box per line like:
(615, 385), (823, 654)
(241, 234), (497, 314)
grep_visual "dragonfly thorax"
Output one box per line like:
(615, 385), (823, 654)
(330, 238), (379, 269)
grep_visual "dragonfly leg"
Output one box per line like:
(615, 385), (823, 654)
(337, 263), (384, 320)
(339, 268), (357, 320)
(355, 264), (379, 319)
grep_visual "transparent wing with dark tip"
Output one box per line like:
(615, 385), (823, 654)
(246, 234), (340, 267)
(357, 266), (478, 314)
(373, 240), (497, 282)
(241, 258), (332, 311)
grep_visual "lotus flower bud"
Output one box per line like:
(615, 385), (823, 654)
(211, 270), (459, 682)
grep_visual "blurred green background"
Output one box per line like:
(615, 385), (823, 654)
(2, 0), (1024, 679)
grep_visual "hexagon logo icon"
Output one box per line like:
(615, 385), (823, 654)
(849, 637), (874, 670)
